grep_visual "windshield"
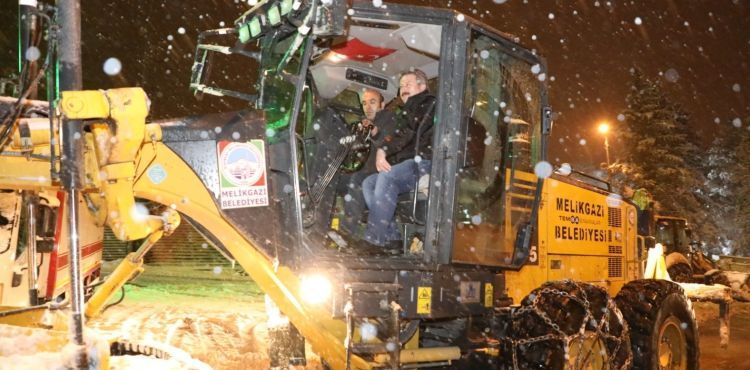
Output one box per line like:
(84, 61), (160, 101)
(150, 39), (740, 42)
(655, 221), (675, 251)
(674, 219), (691, 253)
(259, 31), (306, 137)
(452, 30), (543, 267)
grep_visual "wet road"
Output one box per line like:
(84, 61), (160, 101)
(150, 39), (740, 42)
(697, 302), (750, 369)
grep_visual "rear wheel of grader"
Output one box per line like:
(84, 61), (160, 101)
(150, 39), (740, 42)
(666, 263), (694, 283)
(506, 280), (632, 369)
(615, 279), (699, 370)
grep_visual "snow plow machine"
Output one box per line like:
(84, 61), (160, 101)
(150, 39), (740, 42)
(1, 1), (709, 369)
(653, 215), (750, 302)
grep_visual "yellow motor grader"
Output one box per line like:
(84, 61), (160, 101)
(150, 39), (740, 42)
(0, 1), (700, 369)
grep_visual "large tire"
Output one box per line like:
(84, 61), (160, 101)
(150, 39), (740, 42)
(507, 280), (632, 369)
(615, 279), (699, 370)
(667, 263), (694, 283)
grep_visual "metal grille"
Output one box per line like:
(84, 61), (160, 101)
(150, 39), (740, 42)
(608, 207), (622, 228)
(608, 257), (623, 278)
(608, 245), (623, 255)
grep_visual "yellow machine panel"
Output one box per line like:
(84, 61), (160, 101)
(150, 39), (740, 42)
(544, 178), (619, 256)
(506, 176), (638, 303)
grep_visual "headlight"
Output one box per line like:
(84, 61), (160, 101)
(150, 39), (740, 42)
(300, 274), (332, 305)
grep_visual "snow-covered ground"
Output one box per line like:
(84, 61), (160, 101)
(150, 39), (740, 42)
(90, 263), (323, 369)
(89, 263), (750, 370)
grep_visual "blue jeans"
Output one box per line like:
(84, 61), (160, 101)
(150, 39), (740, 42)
(336, 171), (371, 237)
(362, 159), (431, 246)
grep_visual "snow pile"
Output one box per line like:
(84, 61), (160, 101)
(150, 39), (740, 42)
(0, 323), (60, 357)
(680, 283), (731, 302)
(0, 323), (211, 370)
(109, 355), (185, 370)
(0, 345), (78, 370)
(0, 324), (105, 370)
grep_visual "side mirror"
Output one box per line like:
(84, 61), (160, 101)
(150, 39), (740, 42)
(555, 163), (572, 176)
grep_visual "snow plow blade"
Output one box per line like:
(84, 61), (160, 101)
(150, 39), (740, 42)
(0, 304), (68, 329)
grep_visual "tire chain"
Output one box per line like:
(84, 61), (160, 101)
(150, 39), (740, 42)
(507, 280), (633, 370)
(111, 340), (170, 359)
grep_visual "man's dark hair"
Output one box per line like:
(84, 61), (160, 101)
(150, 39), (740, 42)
(361, 88), (385, 104)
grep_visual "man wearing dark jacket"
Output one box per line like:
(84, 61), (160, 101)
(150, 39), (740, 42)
(362, 69), (436, 248)
(336, 88), (396, 238)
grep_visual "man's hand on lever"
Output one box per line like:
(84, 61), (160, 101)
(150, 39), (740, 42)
(361, 118), (378, 137)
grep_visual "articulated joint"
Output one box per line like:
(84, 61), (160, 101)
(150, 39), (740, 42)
(102, 162), (135, 181)
(61, 88), (168, 241)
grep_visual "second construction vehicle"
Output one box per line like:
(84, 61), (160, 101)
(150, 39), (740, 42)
(1, 1), (699, 369)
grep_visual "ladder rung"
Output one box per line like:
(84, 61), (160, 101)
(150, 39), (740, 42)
(507, 192), (534, 200)
(511, 183), (536, 190)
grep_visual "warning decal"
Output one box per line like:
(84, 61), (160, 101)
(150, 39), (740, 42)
(484, 283), (493, 308)
(417, 287), (432, 315)
(217, 140), (269, 209)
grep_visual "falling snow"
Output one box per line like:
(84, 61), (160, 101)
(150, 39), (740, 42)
(103, 57), (122, 75)
(557, 163), (572, 176)
(24, 46), (40, 62)
(664, 68), (680, 83)
(534, 161), (553, 178)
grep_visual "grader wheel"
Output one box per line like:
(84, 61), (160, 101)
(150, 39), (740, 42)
(666, 263), (694, 283)
(614, 279), (699, 370)
(506, 280), (632, 369)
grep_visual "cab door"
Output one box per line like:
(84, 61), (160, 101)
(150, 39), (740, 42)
(449, 27), (545, 268)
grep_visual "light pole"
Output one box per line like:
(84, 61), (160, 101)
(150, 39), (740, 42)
(598, 122), (612, 184)
(597, 122), (611, 168)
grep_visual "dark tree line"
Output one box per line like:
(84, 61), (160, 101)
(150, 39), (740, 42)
(615, 70), (749, 256)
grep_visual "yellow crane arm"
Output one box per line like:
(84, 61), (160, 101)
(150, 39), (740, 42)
(59, 88), (368, 369)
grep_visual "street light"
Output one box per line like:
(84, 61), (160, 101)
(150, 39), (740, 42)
(597, 122), (611, 168)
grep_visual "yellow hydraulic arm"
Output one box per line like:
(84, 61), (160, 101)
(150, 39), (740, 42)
(64, 88), (370, 369)
(56, 88), (181, 319)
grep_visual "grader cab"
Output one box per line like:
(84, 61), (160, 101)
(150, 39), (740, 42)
(0, 1), (700, 369)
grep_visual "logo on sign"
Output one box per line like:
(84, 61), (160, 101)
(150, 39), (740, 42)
(220, 143), (264, 187)
(217, 140), (269, 209)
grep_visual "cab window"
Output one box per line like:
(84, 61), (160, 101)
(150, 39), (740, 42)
(452, 29), (542, 266)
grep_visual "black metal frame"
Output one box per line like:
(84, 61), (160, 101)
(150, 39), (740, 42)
(284, 2), (552, 272)
(166, 1), (554, 320)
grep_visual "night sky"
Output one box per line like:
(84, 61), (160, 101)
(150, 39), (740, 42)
(0, 0), (748, 167)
